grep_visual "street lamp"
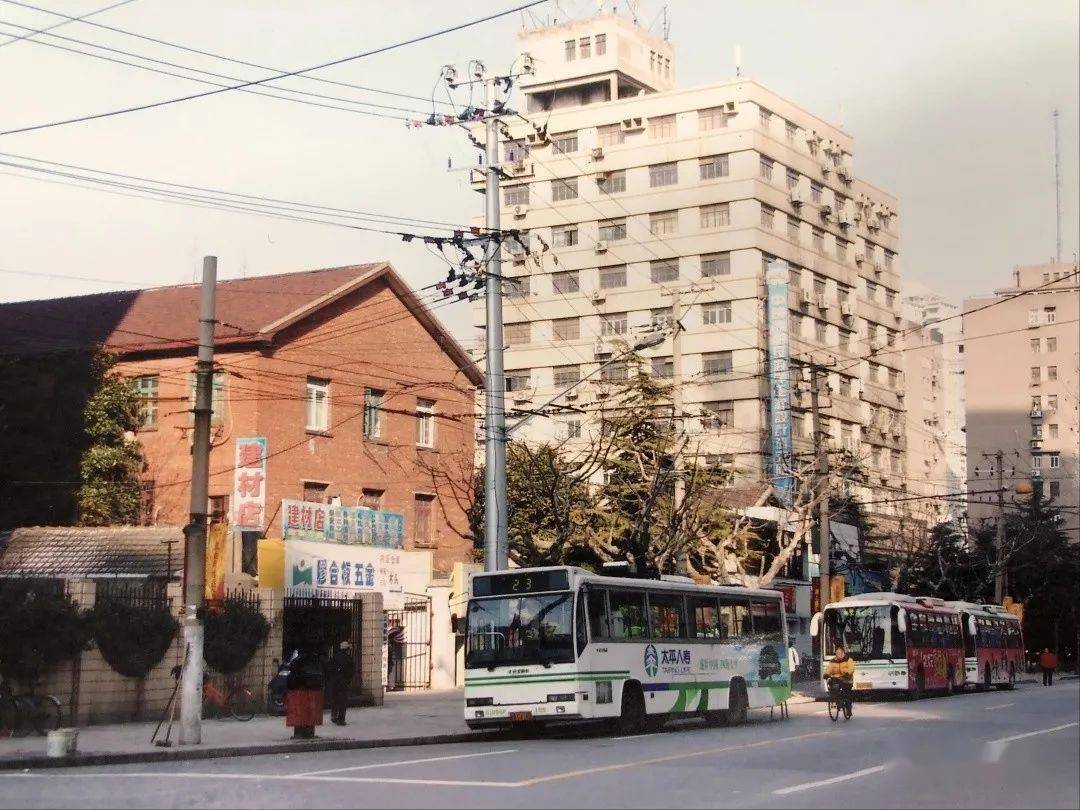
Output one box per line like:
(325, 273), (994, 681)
(505, 331), (667, 439)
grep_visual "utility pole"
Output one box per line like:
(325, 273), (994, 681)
(984, 449), (1006, 604)
(481, 63), (508, 572)
(810, 364), (830, 611)
(1053, 108), (1061, 263)
(179, 256), (217, 746)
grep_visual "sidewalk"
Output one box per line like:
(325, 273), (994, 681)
(0, 689), (488, 771)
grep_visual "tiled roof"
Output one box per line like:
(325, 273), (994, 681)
(0, 526), (182, 579)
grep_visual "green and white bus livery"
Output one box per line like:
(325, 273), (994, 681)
(464, 566), (791, 732)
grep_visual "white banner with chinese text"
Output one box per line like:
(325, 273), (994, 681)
(284, 538), (430, 610)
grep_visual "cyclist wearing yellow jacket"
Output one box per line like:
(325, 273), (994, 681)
(824, 646), (855, 683)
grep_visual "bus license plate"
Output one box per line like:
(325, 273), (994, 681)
(854, 681), (872, 690)
(510, 711), (533, 721)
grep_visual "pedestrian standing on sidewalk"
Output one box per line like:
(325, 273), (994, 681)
(788, 640), (801, 678)
(1038, 647), (1058, 686)
(328, 641), (355, 725)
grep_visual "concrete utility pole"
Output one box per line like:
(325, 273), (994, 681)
(989, 449), (1006, 604)
(1053, 108), (1062, 263)
(810, 364), (830, 610)
(665, 287), (687, 574)
(179, 256), (217, 746)
(481, 65), (508, 572)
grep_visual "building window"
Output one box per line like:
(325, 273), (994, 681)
(362, 488), (384, 509)
(1047, 337), (1057, 352)
(702, 400), (734, 429)
(505, 322), (531, 345)
(597, 123), (623, 146)
(1049, 423), (1059, 439)
(554, 365), (580, 387)
(552, 317), (580, 341)
(786, 214), (800, 241)
(1047, 394), (1058, 411)
(503, 185), (529, 206)
(885, 250), (895, 270)
(599, 356), (628, 382)
(598, 170), (626, 193)
(885, 290), (896, 308)
(551, 177), (578, 201)
(786, 121), (798, 142)
(564, 40), (576, 61)
(551, 132), (578, 154)
(306, 377), (330, 432)
(649, 114), (676, 139)
(599, 265), (627, 289)
(140, 480), (155, 525)
(650, 259), (679, 283)
(579, 36), (591, 58)
(702, 351), (733, 376)
(650, 210), (678, 235)
(1031, 338), (1041, 353)
(759, 107), (773, 128)
(598, 218), (627, 241)
(416, 399), (435, 448)
(651, 308), (674, 330)
(552, 225), (578, 247)
(759, 156), (774, 181)
(504, 371), (530, 393)
(595, 33), (607, 55)
(552, 271), (580, 294)
(700, 154), (729, 179)
(414, 494), (435, 547)
(701, 252), (731, 277)
(649, 162), (678, 187)
(563, 418), (582, 439)
(810, 181), (823, 204)
(786, 167), (799, 190)
(188, 371), (226, 426)
(1044, 306), (1056, 323)
(302, 481), (328, 503)
(363, 388), (384, 439)
(702, 301), (732, 325)
(503, 139), (529, 163)
(699, 106), (728, 130)
(601, 312), (628, 336)
(700, 203), (729, 228)
(1031, 366), (1041, 383)
(835, 238), (848, 262)
(761, 205), (775, 229)
(651, 356), (673, 378)
(815, 320), (828, 343)
(133, 375), (159, 430)
(888, 369), (900, 388)
(812, 227), (824, 251)
(1049, 481), (1061, 497)
(1048, 365), (1058, 381)
(505, 276), (529, 299)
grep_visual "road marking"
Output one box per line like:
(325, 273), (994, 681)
(812, 709), (828, 715)
(293, 748), (518, 777)
(516, 729), (839, 787)
(773, 765), (888, 795)
(611, 733), (651, 741)
(983, 703), (1014, 710)
(1, 772), (519, 788)
(984, 722), (1079, 763)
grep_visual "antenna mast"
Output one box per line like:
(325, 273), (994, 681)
(1053, 107), (1062, 263)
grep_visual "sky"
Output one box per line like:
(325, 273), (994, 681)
(0, 0), (1077, 344)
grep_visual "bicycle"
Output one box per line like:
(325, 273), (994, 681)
(202, 675), (258, 721)
(0, 679), (30, 738)
(826, 677), (853, 722)
(0, 680), (61, 737)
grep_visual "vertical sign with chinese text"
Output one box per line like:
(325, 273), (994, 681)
(766, 260), (793, 506)
(232, 437), (267, 531)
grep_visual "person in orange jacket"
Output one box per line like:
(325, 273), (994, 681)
(824, 645), (856, 701)
(1038, 648), (1058, 686)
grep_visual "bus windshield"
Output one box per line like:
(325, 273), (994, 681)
(465, 593), (575, 669)
(824, 605), (904, 661)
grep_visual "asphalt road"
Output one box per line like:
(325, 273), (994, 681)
(2, 682), (1077, 809)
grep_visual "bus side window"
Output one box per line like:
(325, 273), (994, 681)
(890, 606), (906, 658)
(647, 591), (687, 639)
(608, 589), (647, 639)
(588, 588), (610, 639)
(719, 595), (749, 639)
(575, 591), (589, 654)
(688, 596), (720, 639)
(749, 598), (783, 642)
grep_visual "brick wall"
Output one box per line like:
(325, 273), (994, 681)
(120, 276), (477, 575)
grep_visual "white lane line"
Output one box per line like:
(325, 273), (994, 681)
(1, 772), (518, 788)
(812, 709), (828, 716)
(983, 722), (1079, 763)
(611, 733), (651, 741)
(772, 765), (888, 796)
(983, 703), (1014, 710)
(293, 748), (517, 777)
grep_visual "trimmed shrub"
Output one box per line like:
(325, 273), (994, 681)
(0, 584), (91, 683)
(91, 599), (179, 678)
(204, 598), (270, 674)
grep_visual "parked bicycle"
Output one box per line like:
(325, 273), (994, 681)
(202, 674), (258, 721)
(826, 677), (854, 722)
(0, 678), (62, 737)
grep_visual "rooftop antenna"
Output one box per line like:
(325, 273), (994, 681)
(1053, 107), (1062, 263)
(626, 0), (640, 25)
(734, 44), (742, 77)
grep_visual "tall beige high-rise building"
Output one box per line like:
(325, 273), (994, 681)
(965, 262), (1080, 536)
(473, 14), (906, 518)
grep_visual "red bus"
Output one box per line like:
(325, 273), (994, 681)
(812, 593), (966, 698)
(946, 601), (1024, 690)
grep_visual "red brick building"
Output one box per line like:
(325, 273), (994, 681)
(0, 263), (481, 574)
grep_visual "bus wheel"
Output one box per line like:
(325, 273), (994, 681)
(613, 682), (646, 735)
(724, 680), (748, 726)
(997, 664), (1016, 691)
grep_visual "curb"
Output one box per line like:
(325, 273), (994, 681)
(0, 730), (501, 772)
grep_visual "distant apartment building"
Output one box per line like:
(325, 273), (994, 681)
(473, 14), (906, 521)
(965, 262), (1079, 535)
(902, 285), (967, 525)
(0, 264), (482, 574)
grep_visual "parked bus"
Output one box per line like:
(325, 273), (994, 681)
(945, 601), (1023, 690)
(463, 566), (791, 732)
(811, 593), (965, 698)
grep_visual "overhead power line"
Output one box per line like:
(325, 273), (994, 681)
(0, 0), (134, 48)
(0, 0), (454, 107)
(0, 0), (546, 136)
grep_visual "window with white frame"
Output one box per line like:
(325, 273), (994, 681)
(188, 371), (226, 426)
(785, 120), (798, 142)
(363, 388), (383, 439)
(650, 210), (678, 235)
(598, 218), (627, 241)
(415, 399), (435, 447)
(700, 203), (729, 228)
(649, 162), (678, 187)
(601, 312), (628, 336)
(551, 177), (578, 201)
(699, 154), (729, 180)
(133, 375), (159, 430)
(551, 132), (578, 154)
(552, 271), (580, 294)
(597, 123), (623, 146)
(650, 259), (679, 283)
(552, 225), (578, 247)
(759, 156), (774, 181)
(761, 204), (775, 229)
(702, 351), (733, 376)
(786, 167), (799, 189)
(598, 169), (626, 193)
(504, 185), (529, 206)
(702, 301), (732, 325)
(564, 39), (576, 61)
(648, 114), (676, 139)
(810, 181), (823, 204)
(701, 252), (731, 277)
(563, 418), (582, 439)
(595, 33), (607, 55)
(579, 36), (591, 58)
(699, 106), (728, 130)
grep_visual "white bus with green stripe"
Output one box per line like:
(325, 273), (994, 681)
(464, 566), (791, 732)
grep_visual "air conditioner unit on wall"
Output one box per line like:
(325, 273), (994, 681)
(513, 205), (529, 218)
(591, 146), (604, 160)
(594, 241), (608, 254)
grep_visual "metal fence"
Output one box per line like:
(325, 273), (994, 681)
(282, 592), (365, 702)
(384, 593), (432, 691)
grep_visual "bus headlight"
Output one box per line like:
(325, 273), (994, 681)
(466, 697), (493, 707)
(546, 693), (575, 703)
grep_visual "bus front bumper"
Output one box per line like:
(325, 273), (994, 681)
(465, 696), (586, 726)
